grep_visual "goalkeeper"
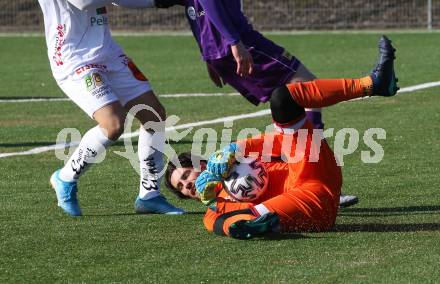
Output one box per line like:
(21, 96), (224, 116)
(165, 36), (398, 239)
(155, 0), (366, 207)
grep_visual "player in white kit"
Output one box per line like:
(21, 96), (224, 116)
(38, 0), (184, 216)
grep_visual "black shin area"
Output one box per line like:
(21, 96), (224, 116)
(270, 86), (305, 125)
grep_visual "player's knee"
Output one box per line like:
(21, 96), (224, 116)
(101, 116), (125, 141)
(270, 86), (305, 124)
(107, 125), (124, 141)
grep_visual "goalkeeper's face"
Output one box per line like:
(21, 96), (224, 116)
(170, 166), (203, 200)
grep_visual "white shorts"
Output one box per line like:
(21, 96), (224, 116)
(58, 54), (152, 118)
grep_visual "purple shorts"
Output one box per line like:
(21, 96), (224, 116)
(207, 48), (301, 105)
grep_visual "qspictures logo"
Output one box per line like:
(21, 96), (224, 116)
(55, 105), (389, 179)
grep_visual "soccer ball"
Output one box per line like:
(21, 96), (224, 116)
(223, 157), (269, 202)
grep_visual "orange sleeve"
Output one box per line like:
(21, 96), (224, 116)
(203, 198), (255, 236)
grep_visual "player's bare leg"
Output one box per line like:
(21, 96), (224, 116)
(93, 102), (127, 141)
(124, 91), (184, 214)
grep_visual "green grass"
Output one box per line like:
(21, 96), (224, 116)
(1, 33), (440, 283)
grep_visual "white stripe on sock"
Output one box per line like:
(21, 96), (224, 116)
(254, 204), (270, 216)
(273, 117), (307, 134)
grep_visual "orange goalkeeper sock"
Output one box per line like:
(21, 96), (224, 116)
(286, 77), (373, 108)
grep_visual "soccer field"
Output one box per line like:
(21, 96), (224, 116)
(1, 33), (439, 283)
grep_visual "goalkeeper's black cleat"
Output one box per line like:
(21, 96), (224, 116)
(228, 213), (280, 240)
(370, 35), (399, 97)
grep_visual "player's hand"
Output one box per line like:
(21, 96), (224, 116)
(207, 143), (238, 178)
(154, 0), (185, 8)
(206, 63), (224, 88)
(195, 170), (223, 206)
(231, 42), (254, 77)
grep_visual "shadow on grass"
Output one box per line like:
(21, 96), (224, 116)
(338, 205), (440, 217)
(0, 96), (62, 100)
(260, 233), (310, 241)
(333, 223), (440, 232)
(84, 213), (138, 217)
(84, 211), (206, 217)
(0, 142), (56, 148)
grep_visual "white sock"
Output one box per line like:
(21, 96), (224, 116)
(59, 126), (114, 182)
(138, 127), (165, 200)
(253, 204), (270, 216)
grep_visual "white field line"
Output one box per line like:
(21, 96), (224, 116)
(0, 80), (438, 159)
(160, 92), (239, 98)
(0, 98), (70, 103)
(396, 81), (440, 93)
(348, 81), (440, 102)
(1, 80), (439, 103)
(0, 142), (80, 159)
(0, 93), (240, 103)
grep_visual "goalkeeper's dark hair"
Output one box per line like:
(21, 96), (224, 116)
(164, 152), (207, 199)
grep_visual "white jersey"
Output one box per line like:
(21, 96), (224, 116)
(38, 0), (123, 81)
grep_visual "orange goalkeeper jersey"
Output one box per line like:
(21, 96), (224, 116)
(203, 121), (342, 236)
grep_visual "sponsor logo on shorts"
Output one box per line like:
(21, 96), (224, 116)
(119, 55), (148, 81)
(75, 64), (107, 75)
(92, 73), (104, 88)
(84, 72), (111, 99)
(128, 62), (148, 81)
(84, 73), (104, 90)
(119, 54), (130, 66)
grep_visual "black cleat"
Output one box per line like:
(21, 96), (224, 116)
(370, 35), (399, 97)
(228, 213), (280, 240)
